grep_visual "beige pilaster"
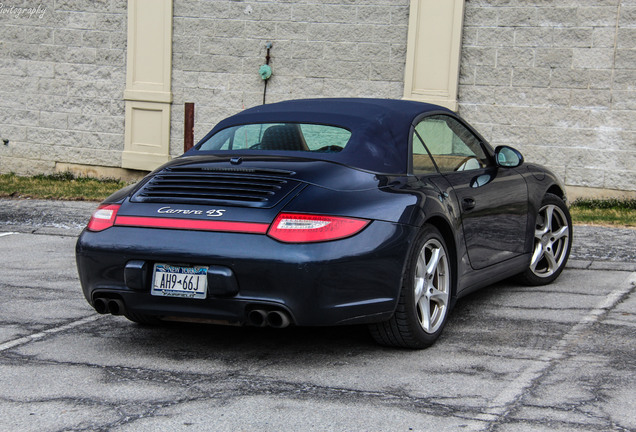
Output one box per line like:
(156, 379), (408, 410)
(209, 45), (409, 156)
(403, 0), (465, 111)
(122, 0), (173, 171)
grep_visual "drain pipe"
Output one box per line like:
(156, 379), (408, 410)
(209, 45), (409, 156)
(184, 102), (194, 152)
(260, 42), (273, 104)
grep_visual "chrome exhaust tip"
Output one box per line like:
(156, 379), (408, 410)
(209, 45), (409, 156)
(107, 299), (126, 316)
(247, 309), (268, 327)
(93, 298), (109, 314)
(266, 310), (290, 328)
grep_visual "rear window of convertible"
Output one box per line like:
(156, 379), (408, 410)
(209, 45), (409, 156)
(196, 123), (352, 153)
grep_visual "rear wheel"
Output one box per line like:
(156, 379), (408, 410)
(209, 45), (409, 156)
(369, 225), (453, 349)
(517, 193), (572, 286)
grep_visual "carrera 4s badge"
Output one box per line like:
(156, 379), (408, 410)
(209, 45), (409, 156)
(157, 206), (226, 217)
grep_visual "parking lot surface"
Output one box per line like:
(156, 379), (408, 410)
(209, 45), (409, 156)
(0, 199), (634, 431)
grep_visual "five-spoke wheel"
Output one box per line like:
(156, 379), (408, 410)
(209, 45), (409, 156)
(413, 237), (450, 334)
(518, 193), (572, 285)
(369, 225), (453, 349)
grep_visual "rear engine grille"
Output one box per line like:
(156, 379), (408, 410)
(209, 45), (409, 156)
(130, 167), (299, 208)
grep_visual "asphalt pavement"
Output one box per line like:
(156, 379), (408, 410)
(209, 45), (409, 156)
(0, 198), (634, 431)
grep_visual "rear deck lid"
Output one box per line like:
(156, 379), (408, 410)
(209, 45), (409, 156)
(130, 164), (300, 209)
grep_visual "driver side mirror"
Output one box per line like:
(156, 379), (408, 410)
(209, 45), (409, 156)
(495, 146), (524, 168)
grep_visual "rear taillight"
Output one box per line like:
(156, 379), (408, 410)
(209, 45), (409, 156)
(267, 213), (369, 243)
(86, 204), (120, 232)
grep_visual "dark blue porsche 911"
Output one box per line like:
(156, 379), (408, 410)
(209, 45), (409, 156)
(76, 98), (572, 348)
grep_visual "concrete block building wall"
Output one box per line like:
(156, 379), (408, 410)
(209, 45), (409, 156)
(458, 0), (636, 194)
(0, 1), (127, 176)
(0, 0), (634, 196)
(169, 0), (410, 155)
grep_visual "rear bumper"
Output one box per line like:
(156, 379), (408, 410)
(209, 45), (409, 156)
(76, 221), (415, 326)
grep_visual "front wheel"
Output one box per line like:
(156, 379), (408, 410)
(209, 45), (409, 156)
(369, 225), (453, 349)
(517, 193), (572, 286)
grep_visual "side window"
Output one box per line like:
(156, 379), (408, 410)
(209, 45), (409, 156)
(414, 115), (489, 173)
(412, 125), (437, 175)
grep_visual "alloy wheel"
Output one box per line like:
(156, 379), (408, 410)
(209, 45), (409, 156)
(530, 204), (570, 278)
(413, 238), (450, 334)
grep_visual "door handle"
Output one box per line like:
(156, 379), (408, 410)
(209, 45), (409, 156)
(462, 197), (476, 211)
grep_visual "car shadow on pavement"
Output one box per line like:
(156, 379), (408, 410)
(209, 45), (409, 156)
(96, 318), (382, 364)
(88, 281), (519, 363)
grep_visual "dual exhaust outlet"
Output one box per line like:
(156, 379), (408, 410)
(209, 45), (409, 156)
(93, 297), (126, 316)
(94, 297), (291, 328)
(247, 309), (291, 328)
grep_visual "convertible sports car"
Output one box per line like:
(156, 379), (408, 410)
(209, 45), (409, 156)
(76, 98), (572, 348)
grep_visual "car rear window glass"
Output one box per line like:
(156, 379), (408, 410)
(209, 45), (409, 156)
(197, 123), (352, 153)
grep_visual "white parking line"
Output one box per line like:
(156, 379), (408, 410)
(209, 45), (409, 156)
(478, 272), (636, 422)
(0, 314), (104, 352)
(0, 232), (19, 237)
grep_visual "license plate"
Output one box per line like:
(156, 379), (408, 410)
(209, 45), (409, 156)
(151, 264), (208, 299)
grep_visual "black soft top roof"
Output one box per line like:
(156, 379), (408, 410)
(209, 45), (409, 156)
(192, 98), (452, 173)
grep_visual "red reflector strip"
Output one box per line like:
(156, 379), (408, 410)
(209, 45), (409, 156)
(114, 216), (269, 234)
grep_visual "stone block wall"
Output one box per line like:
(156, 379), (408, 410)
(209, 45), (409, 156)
(459, 0), (636, 193)
(0, 0), (127, 176)
(0, 0), (634, 196)
(170, 0), (410, 154)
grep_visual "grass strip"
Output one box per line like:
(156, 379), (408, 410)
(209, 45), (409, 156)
(0, 172), (126, 201)
(570, 198), (635, 227)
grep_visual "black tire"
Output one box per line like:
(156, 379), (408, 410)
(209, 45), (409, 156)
(517, 193), (572, 286)
(124, 310), (162, 325)
(369, 225), (453, 349)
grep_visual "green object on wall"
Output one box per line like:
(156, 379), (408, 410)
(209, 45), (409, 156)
(259, 64), (272, 80)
